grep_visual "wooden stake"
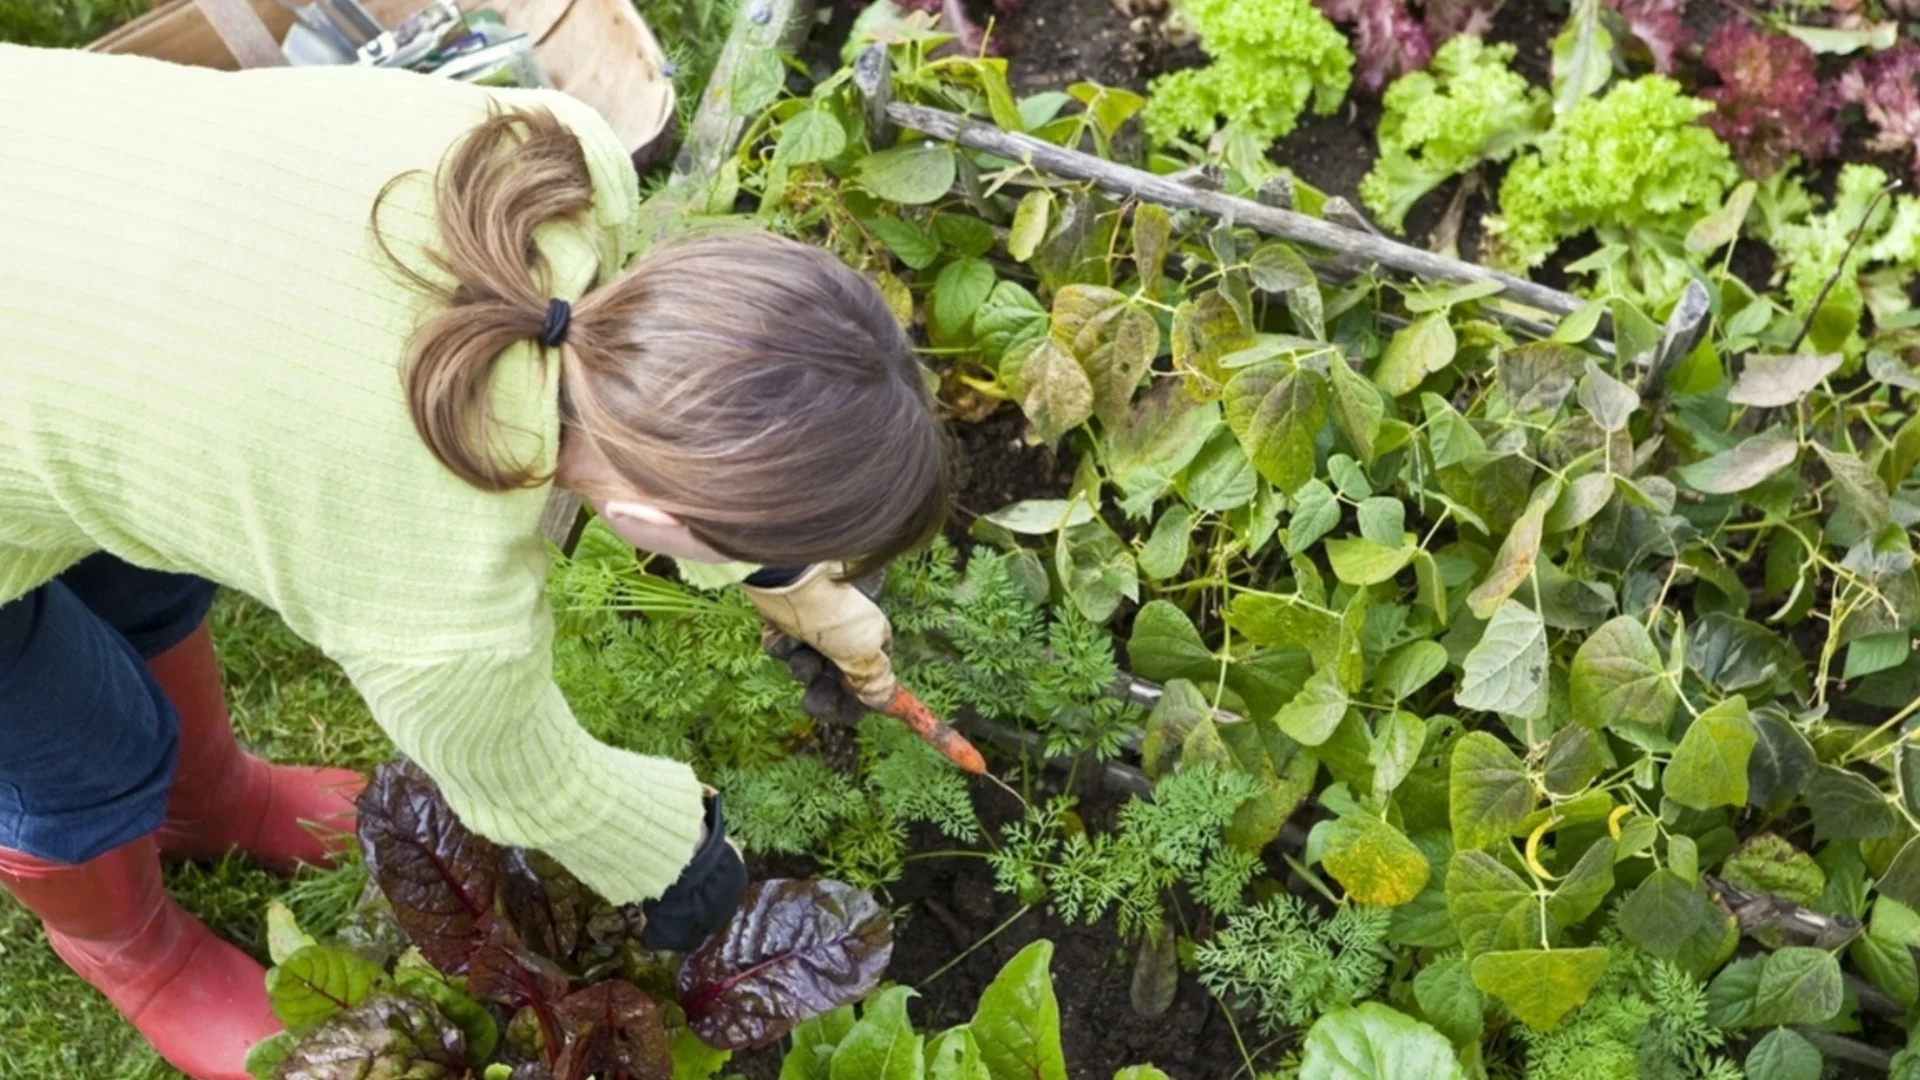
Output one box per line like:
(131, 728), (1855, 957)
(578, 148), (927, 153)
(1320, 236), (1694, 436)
(883, 101), (1588, 320)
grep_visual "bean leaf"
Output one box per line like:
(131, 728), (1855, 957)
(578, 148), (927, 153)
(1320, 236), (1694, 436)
(1224, 361), (1330, 494)
(1752, 947), (1844, 1027)
(1466, 499), (1548, 619)
(1727, 353), (1843, 407)
(1322, 816), (1431, 907)
(1457, 602), (1550, 720)
(1662, 697), (1756, 810)
(1745, 1028), (1823, 1080)
(1004, 337), (1094, 448)
(1450, 732), (1534, 852)
(678, 879), (894, 1051)
(1373, 314), (1457, 397)
(854, 144), (957, 205)
(1570, 616), (1674, 731)
(1677, 429), (1800, 495)
(1275, 666), (1351, 747)
(1469, 948), (1609, 1031)
(1447, 850), (1543, 958)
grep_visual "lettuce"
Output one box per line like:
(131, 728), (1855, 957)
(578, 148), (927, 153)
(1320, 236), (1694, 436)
(1313, 0), (1500, 95)
(1762, 163), (1920, 348)
(1484, 76), (1737, 280)
(1144, 0), (1354, 146)
(1701, 21), (1841, 180)
(1840, 42), (1920, 189)
(1360, 36), (1548, 233)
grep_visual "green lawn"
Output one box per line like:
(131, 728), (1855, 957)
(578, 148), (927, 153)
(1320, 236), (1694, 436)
(0, 593), (389, 1080)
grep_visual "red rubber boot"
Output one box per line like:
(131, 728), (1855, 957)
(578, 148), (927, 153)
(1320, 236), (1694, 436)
(0, 836), (281, 1080)
(148, 622), (364, 872)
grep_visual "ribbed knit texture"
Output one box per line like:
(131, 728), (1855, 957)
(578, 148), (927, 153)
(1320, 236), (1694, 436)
(0, 45), (703, 904)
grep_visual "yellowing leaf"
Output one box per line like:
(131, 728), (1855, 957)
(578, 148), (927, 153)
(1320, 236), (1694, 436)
(1372, 313), (1457, 397)
(1469, 948), (1609, 1031)
(1004, 338), (1093, 448)
(1224, 361), (1330, 493)
(1662, 697), (1756, 810)
(1466, 498), (1549, 619)
(1323, 816), (1431, 908)
(1008, 189), (1053, 263)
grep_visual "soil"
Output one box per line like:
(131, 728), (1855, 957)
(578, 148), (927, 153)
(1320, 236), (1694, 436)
(945, 404), (1079, 547)
(730, 773), (1259, 1080)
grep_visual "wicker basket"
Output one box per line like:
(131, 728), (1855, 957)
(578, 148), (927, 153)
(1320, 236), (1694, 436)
(88, 0), (676, 157)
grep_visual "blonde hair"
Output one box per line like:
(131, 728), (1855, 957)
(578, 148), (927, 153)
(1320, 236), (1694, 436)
(375, 107), (948, 578)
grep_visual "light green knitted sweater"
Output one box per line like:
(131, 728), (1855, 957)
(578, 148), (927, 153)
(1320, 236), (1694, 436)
(0, 45), (704, 903)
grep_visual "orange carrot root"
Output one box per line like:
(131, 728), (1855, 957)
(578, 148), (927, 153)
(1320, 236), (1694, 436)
(880, 686), (988, 775)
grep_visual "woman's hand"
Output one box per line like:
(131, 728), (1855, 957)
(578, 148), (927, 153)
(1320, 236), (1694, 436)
(740, 563), (897, 719)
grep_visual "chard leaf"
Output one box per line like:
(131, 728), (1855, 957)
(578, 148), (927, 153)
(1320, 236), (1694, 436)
(678, 880), (893, 1051)
(268, 945), (391, 1036)
(276, 994), (467, 1080)
(829, 987), (922, 1080)
(552, 981), (673, 1080)
(971, 941), (1068, 1080)
(357, 759), (500, 975)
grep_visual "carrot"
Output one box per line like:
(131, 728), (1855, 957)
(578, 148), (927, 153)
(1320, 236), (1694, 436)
(875, 685), (988, 776)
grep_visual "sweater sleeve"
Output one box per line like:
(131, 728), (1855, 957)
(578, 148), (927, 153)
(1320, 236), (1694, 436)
(333, 637), (706, 905)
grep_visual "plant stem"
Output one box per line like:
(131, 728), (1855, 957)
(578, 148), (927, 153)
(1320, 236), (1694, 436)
(921, 904), (1032, 986)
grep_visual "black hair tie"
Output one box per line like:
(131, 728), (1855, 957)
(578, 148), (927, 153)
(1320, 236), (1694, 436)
(538, 298), (572, 348)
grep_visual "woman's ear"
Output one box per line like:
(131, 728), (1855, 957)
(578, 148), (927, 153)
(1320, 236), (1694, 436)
(601, 500), (684, 528)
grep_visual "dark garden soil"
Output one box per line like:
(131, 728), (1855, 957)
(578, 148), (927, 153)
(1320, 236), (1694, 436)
(945, 404), (1079, 547)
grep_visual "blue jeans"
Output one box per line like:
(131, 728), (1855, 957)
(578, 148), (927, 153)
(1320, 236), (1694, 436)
(0, 554), (217, 864)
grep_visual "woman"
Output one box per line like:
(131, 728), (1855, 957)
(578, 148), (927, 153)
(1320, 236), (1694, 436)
(0, 42), (946, 1079)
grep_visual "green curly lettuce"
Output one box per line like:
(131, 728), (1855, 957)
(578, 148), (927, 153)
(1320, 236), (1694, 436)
(1763, 163), (1920, 346)
(1360, 36), (1548, 233)
(1484, 76), (1737, 278)
(1144, 0), (1353, 147)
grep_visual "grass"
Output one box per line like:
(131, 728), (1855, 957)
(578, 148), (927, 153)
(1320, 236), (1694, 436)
(0, 0), (148, 47)
(0, 593), (389, 1080)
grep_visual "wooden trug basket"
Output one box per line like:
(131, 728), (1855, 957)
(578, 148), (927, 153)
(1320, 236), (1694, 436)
(88, 0), (677, 158)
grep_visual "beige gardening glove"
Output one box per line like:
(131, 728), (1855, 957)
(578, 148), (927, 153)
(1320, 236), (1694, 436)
(740, 563), (899, 716)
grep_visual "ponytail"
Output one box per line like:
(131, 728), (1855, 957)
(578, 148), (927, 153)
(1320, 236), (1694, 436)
(373, 106), (596, 491)
(376, 110), (950, 578)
